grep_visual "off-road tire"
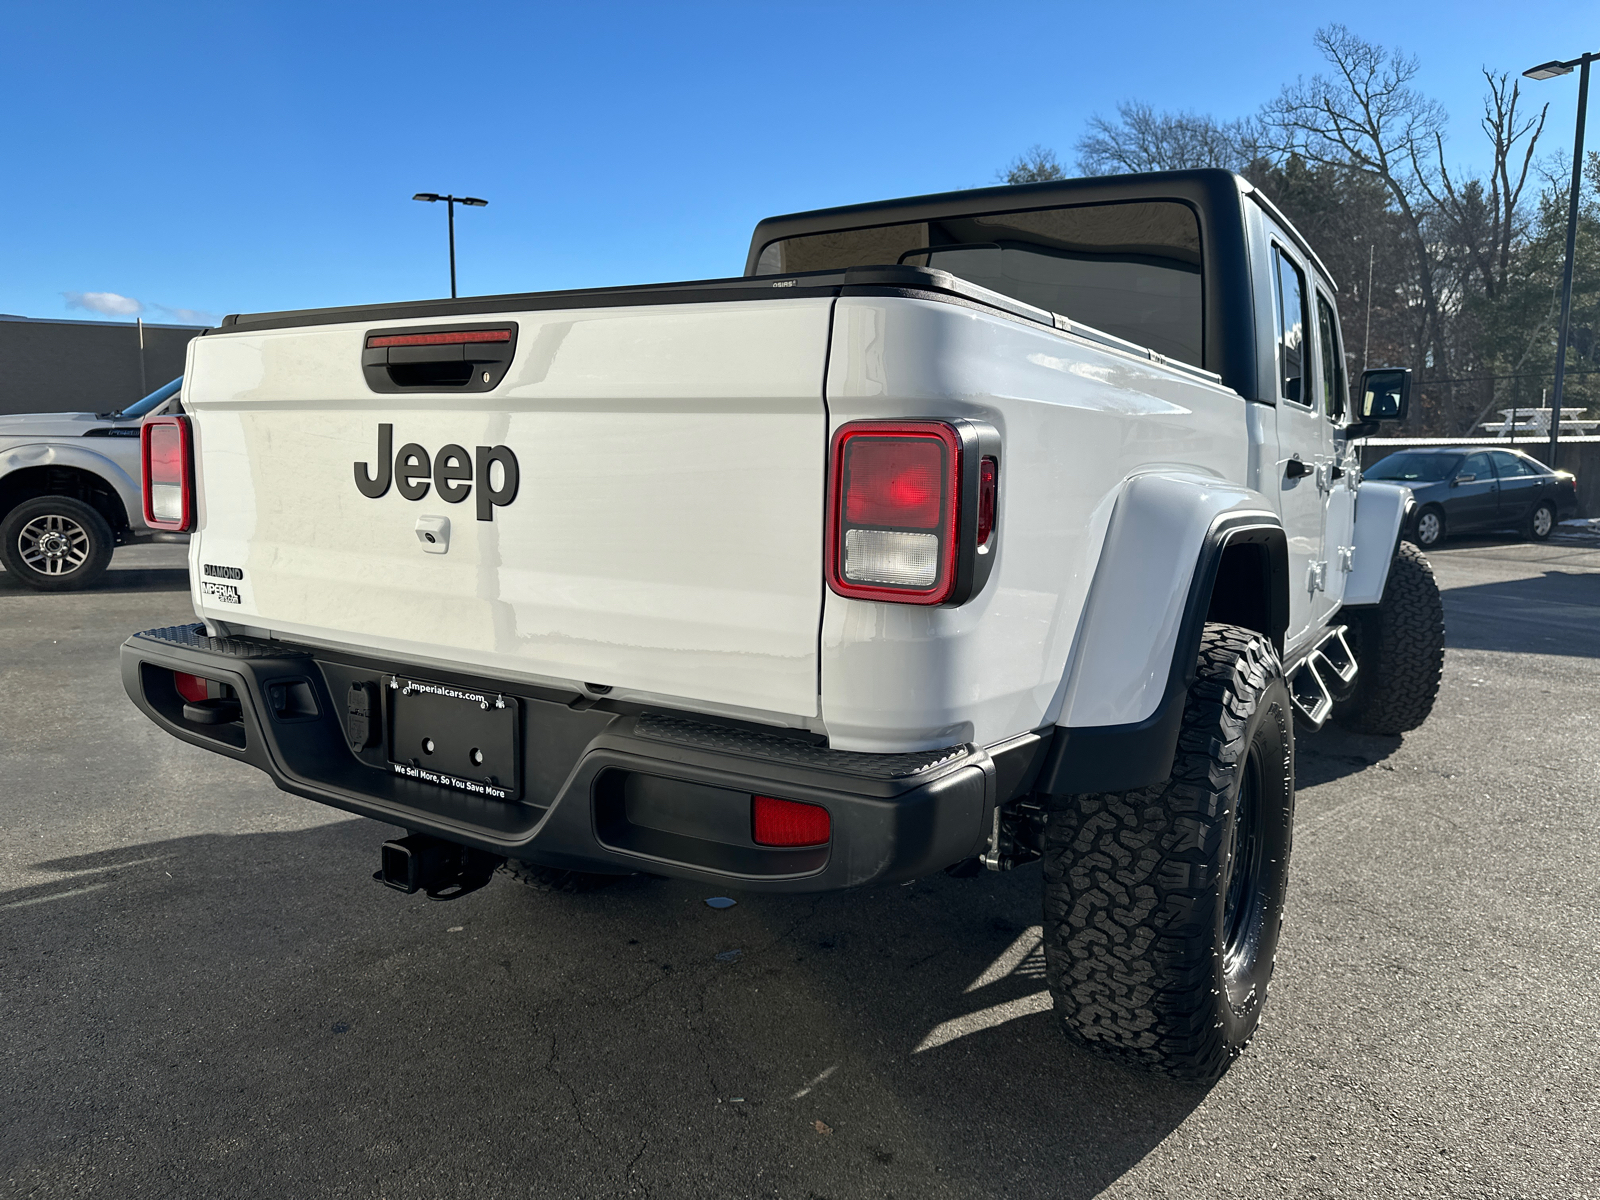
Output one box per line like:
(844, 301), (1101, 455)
(1411, 504), (1445, 548)
(1332, 541), (1444, 735)
(1041, 623), (1295, 1081)
(497, 858), (629, 893)
(1527, 501), (1555, 542)
(0, 496), (114, 591)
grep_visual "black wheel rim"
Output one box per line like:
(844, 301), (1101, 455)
(1222, 745), (1266, 1000)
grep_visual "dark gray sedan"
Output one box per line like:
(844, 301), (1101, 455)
(1365, 446), (1580, 547)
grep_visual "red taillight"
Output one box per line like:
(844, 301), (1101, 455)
(141, 415), (193, 531)
(173, 672), (210, 703)
(366, 329), (512, 348)
(844, 439), (944, 528)
(752, 795), (831, 847)
(827, 422), (960, 604)
(977, 456), (998, 546)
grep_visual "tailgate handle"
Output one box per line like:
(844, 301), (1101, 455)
(362, 324), (518, 393)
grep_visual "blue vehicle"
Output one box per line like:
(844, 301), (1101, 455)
(1365, 446), (1579, 547)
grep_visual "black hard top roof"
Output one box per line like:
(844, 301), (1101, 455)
(747, 169), (1278, 397)
(744, 168), (1335, 289)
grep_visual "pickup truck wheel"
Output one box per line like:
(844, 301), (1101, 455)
(0, 496), (114, 592)
(498, 858), (630, 893)
(1040, 623), (1294, 1081)
(1331, 541), (1444, 735)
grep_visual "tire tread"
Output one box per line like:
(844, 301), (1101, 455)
(1041, 623), (1290, 1080)
(1333, 541), (1444, 735)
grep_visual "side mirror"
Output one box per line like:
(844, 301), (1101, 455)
(1452, 473), (1475, 486)
(1360, 367), (1411, 422)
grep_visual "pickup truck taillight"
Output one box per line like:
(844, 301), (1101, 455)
(141, 415), (193, 531)
(826, 419), (999, 606)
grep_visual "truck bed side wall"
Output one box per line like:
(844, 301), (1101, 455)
(820, 296), (1253, 752)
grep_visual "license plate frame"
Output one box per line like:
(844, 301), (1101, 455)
(386, 675), (521, 801)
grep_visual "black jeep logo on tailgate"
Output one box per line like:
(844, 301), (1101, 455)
(354, 424), (519, 521)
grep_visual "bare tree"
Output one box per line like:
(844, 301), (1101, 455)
(997, 145), (1066, 185)
(1429, 72), (1547, 303)
(1076, 101), (1257, 175)
(1261, 25), (1451, 394)
(985, 26), (1578, 436)
(1425, 73), (1549, 431)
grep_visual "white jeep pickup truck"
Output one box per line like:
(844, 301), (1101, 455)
(122, 169), (1444, 1079)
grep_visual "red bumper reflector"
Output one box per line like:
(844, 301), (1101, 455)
(173, 672), (210, 703)
(366, 329), (512, 348)
(752, 795), (830, 847)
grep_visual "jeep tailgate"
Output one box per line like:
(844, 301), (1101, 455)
(184, 297), (832, 724)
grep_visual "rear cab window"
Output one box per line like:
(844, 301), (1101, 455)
(754, 200), (1205, 368)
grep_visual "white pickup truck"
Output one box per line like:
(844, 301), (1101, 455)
(122, 169), (1443, 1079)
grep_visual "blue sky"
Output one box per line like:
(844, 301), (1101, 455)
(0, 1), (1591, 324)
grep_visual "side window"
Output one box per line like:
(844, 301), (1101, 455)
(1460, 452), (1495, 482)
(1273, 246), (1307, 405)
(1315, 292), (1346, 422)
(1490, 451), (1535, 477)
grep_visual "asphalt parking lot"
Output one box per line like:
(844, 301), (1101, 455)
(2, 538), (1597, 1200)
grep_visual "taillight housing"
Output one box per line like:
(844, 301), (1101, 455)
(752, 795), (831, 847)
(141, 415), (193, 531)
(826, 419), (999, 605)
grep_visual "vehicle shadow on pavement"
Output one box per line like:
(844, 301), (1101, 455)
(1439, 569), (1600, 658)
(0, 566), (189, 594)
(1295, 724), (1402, 788)
(1, 821), (1210, 1200)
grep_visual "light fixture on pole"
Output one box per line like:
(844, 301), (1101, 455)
(1522, 50), (1595, 467)
(412, 192), (488, 299)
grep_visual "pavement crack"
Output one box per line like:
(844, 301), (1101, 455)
(624, 1136), (651, 1199)
(542, 1031), (604, 1150)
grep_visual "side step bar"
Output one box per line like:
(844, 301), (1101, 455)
(1288, 625), (1358, 731)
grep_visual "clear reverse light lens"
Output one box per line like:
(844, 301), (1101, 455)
(150, 483), (184, 522)
(844, 529), (939, 587)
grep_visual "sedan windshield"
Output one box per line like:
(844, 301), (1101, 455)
(1366, 452), (1462, 483)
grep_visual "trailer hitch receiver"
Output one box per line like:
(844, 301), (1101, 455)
(375, 834), (501, 901)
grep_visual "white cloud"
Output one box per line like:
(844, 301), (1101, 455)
(151, 303), (219, 327)
(64, 290), (144, 317)
(61, 292), (218, 326)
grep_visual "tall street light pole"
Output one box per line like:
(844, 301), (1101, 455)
(412, 192), (488, 298)
(1523, 52), (1596, 468)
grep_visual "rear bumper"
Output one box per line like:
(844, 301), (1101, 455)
(121, 625), (1018, 893)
